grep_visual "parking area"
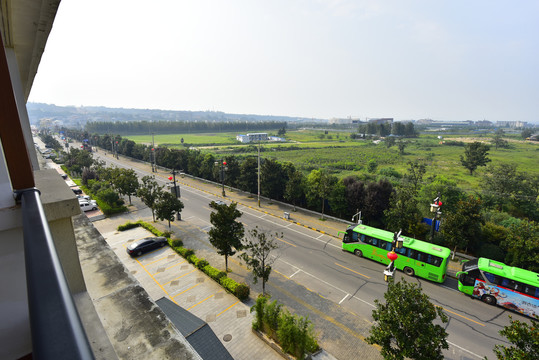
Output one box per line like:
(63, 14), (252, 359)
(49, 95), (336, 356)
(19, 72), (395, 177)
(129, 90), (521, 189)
(102, 226), (281, 360)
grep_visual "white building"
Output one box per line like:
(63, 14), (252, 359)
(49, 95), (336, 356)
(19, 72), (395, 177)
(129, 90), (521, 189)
(236, 133), (268, 143)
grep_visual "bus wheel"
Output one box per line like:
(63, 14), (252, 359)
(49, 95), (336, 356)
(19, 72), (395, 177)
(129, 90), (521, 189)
(403, 267), (415, 277)
(354, 250), (363, 257)
(482, 295), (497, 306)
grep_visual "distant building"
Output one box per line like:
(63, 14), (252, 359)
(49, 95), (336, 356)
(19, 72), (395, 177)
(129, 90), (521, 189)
(475, 120), (493, 127)
(236, 133), (268, 143)
(368, 118), (393, 125)
(268, 136), (285, 142)
(496, 121), (528, 128)
(329, 117), (361, 125)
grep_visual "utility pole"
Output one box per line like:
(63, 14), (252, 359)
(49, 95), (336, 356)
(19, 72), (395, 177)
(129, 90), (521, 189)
(151, 132), (155, 172)
(257, 141), (261, 207)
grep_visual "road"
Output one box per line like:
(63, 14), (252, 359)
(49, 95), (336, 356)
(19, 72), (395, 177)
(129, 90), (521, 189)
(88, 146), (527, 360)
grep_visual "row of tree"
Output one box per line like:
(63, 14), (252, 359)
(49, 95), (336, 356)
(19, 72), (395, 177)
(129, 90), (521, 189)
(84, 120), (287, 135)
(357, 121), (418, 137)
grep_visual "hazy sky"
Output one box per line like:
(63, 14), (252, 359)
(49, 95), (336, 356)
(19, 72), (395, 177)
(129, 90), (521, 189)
(28, 0), (539, 122)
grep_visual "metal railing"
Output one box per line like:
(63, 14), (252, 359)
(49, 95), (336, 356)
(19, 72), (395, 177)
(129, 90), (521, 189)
(17, 188), (94, 360)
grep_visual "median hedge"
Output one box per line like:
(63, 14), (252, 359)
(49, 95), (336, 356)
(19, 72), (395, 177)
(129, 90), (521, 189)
(117, 220), (250, 301)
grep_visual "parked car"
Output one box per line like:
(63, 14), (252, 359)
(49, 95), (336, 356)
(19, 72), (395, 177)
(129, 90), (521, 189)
(61, 174), (68, 180)
(126, 237), (168, 257)
(79, 200), (98, 212)
(77, 195), (91, 201)
(72, 188), (83, 195)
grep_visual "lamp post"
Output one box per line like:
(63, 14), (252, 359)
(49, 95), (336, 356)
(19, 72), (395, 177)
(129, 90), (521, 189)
(169, 169), (180, 198)
(215, 160), (227, 197)
(429, 192), (442, 242)
(257, 141), (261, 207)
(384, 230), (404, 282)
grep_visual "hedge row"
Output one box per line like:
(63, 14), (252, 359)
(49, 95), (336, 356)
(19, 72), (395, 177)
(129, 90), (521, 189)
(117, 221), (250, 301)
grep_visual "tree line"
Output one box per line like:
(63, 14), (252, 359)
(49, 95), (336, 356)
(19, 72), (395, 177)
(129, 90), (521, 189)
(84, 120), (287, 135)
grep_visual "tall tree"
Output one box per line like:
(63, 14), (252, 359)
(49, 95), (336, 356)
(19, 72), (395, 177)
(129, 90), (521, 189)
(305, 169), (335, 219)
(492, 128), (508, 150)
(284, 169), (305, 209)
(367, 278), (449, 360)
(501, 220), (539, 272)
(155, 191), (184, 229)
(460, 142), (491, 175)
(208, 201), (245, 271)
(240, 226), (279, 295)
(493, 315), (538, 360)
(136, 175), (164, 222)
(384, 186), (425, 238)
(441, 196), (483, 255)
(238, 157), (259, 194)
(115, 168), (139, 204)
(261, 158), (287, 200)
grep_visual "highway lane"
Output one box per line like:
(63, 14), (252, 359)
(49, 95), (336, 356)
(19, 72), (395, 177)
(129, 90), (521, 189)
(90, 149), (523, 359)
(235, 205), (512, 359)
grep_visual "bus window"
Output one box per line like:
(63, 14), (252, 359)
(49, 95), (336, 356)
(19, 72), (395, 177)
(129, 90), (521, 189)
(371, 238), (378, 247)
(379, 240), (391, 251)
(395, 247), (407, 255)
(432, 256), (442, 267)
(523, 285), (537, 296)
(483, 272), (502, 285)
(360, 234), (366, 243)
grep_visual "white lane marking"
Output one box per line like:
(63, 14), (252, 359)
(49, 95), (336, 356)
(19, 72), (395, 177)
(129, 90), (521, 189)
(447, 340), (483, 359)
(290, 269), (301, 278)
(240, 209), (341, 249)
(277, 257), (376, 308)
(339, 294), (349, 304)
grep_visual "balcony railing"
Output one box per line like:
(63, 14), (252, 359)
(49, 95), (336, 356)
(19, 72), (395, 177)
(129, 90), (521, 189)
(18, 188), (94, 360)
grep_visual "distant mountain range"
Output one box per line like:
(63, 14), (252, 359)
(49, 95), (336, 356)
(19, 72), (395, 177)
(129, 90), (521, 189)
(27, 102), (326, 128)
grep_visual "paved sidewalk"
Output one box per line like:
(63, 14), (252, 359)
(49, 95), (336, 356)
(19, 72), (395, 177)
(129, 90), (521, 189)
(94, 224), (282, 360)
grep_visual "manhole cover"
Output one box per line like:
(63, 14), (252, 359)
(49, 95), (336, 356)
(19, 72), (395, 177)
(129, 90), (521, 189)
(223, 334), (232, 342)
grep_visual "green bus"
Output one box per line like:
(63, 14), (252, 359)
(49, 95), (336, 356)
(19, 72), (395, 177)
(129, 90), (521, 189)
(341, 224), (451, 283)
(457, 258), (539, 319)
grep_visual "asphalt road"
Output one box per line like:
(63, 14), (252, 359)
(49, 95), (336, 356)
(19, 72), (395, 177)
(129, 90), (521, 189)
(88, 146), (531, 360)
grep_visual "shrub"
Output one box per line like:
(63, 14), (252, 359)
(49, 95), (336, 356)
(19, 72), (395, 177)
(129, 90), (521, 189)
(177, 247), (195, 258)
(187, 254), (199, 265)
(117, 221), (142, 231)
(219, 277), (250, 301)
(195, 258), (209, 270)
(169, 238), (183, 247)
(235, 283), (250, 301)
(251, 295), (268, 331)
(251, 297), (319, 359)
(203, 265), (226, 282)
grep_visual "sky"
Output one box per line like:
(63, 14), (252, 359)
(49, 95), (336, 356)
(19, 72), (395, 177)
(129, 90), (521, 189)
(28, 0), (539, 123)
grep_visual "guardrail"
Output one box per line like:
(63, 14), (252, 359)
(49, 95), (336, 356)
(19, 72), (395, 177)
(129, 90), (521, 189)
(17, 188), (94, 360)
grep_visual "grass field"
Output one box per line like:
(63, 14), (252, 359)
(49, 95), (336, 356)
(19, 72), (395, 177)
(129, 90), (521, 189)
(125, 129), (539, 192)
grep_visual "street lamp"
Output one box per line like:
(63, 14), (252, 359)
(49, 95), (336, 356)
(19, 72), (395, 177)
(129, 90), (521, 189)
(383, 230), (404, 282)
(429, 192), (442, 242)
(169, 169), (180, 198)
(215, 160), (227, 197)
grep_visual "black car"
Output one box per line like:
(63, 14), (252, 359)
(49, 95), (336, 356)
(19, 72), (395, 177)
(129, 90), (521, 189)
(126, 237), (168, 257)
(72, 188), (83, 195)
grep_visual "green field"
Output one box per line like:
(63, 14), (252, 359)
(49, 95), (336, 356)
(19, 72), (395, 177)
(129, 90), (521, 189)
(125, 129), (539, 192)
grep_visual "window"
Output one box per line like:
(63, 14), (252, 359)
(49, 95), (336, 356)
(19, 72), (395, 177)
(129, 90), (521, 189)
(483, 272), (502, 285)
(523, 285), (537, 297)
(395, 247), (407, 255)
